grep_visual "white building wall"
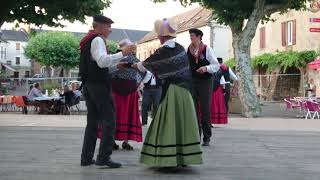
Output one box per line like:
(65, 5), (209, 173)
(0, 41), (9, 63)
(212, 26), (233, 61)
(5, 40), (30, 67)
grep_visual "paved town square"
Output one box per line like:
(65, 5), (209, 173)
(1, 114), (320, 180)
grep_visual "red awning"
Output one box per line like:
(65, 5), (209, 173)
(308, 57), (320, 70)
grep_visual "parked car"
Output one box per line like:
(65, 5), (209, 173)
(28, 74), (45, 84)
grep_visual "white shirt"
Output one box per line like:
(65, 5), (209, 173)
(137, 39), (176, 72)
(204, 47), (220, 74)
(90, 37), (124, 68)
(220, 68), (239, 84)
(143, 71), (157, 85)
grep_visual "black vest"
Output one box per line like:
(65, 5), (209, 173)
(144, 75), (161, 89)
(79, 35), (110, 84)
(187, 47), (212, 80)
(221, 67), (230, 82)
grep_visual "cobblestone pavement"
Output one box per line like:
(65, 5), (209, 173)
(0, 114), (320, 180)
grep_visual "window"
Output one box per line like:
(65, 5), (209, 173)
(25, 71), (30, 77)
(16, 57), (20, 65)
(0, 47), (3, 59)
(259, 27), (266, 49)
(4, 48), (6, 59)
(7, 60), (11, 65)
(16, 43), (20, 50)
(281, 20), (296, 47)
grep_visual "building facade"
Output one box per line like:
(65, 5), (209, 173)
(0, 30), (31, 78)
(137, 7), (233, 62)
(250, 6), (320, 99)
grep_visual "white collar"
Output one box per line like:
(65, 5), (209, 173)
(162, 39), (176, 48)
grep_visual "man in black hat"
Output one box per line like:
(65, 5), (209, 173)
(79, 15), (136, 168)
(188, 28), (220, 146)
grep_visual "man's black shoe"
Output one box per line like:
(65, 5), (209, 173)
(95, 159), (122, 169)
(202, 141), (210, 146)
(81, 159), (96, 166)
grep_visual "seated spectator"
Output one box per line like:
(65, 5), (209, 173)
(71, 82), (82, 97)
(28, 83), (43, 101)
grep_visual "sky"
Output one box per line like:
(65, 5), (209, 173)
(2, 0), (199, 32)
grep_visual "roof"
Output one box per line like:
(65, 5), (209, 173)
(0, 30), (29, 42)
(1, 63), (17, 72)
(138, 7), (212, 44)
(33, 28), (149, 43)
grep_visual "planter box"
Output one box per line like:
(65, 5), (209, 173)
(229, 96), (242, 114)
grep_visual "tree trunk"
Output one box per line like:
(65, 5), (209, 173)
(233, 33), (261, 117)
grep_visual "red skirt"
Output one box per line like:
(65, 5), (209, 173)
(196, 86), (228, 125)
(98, 91), (143, 142)
(210, 86), (228, 124)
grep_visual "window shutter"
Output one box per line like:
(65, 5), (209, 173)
(260, 27), (266, 49)
(281, 22), (287, 47)
(292, 20), (296, 45)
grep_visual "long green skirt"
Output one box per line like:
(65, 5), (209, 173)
(140, 84), (203, 167)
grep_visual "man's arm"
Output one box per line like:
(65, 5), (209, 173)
(229, 69), (238, 81)
(205, 47), (220, 74)
(90, 37), (123, 68)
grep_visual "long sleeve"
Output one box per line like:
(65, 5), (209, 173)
(205, 47), (220, 74)
(229, 69), (238, 81)
(220, 76), (226, 85)
(90, 37), (124, 68)
(142, 71), (152, 83)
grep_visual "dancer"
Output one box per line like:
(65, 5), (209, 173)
(110, 39), (145, 150)
(79, 15), (136, 168)
(210, 65), (228, 124)
(133, 18), (202, 167)
(188, 28), (220, 146)
(217, 58), (238, 113)
(141, 71), (162, 126)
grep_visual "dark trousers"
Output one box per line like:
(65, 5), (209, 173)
(141, 87), (162, 124)
(224, 83), (231, 113)
(81, 83), (115, 162)
(193, 78), (213, 143)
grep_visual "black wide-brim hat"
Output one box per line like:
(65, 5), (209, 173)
(93, 15), (114, 24)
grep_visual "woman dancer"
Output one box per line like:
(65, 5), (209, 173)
(133, 18), (202, 167)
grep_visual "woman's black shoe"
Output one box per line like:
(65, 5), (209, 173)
(122, 142), (133, 150)
(113, 142), (119, 150)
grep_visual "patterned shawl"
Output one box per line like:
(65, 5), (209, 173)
(110, 54), (146, 95)
(142, 42), (192, 100)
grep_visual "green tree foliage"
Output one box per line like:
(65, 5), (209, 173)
(0, 0), (111, 27)
(106, 40), (119, 54)
(25, 32), (80, 69)
(252, 50), (318, 73)
(225, 58), (237, 70)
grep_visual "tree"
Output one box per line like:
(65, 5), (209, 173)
(106, 40), (119, 54)
(0, 0), (111, 27)
(25, 32), (80, 77)
(153, 0), (309, 117)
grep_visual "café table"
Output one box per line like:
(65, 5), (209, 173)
(34, 96), (63, 114)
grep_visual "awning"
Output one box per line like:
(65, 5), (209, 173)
(308, 57), (320, 70)
(1, 63), (17, 72)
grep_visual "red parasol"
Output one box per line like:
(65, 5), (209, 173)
(308, 56), (320, 70)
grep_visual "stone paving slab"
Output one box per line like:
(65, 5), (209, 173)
(0, 125), (320, 180)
